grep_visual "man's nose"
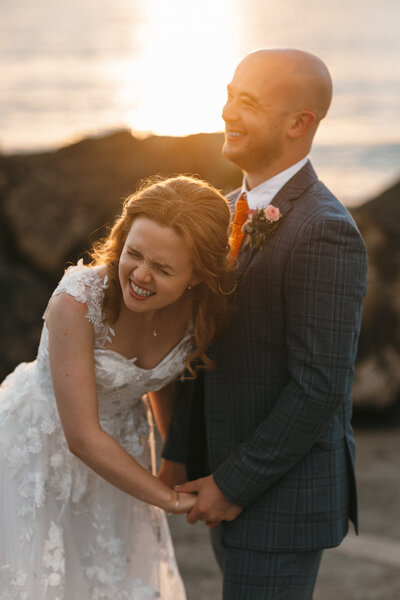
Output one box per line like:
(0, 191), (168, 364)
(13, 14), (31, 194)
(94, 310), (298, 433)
(222, 99), (238, 122)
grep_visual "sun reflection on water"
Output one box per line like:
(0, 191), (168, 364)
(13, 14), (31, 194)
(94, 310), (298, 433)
(114, 0), (241, 136)
(1, 0), (399, 204)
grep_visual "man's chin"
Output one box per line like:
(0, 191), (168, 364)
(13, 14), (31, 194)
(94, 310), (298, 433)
(222, 142), (244, 168)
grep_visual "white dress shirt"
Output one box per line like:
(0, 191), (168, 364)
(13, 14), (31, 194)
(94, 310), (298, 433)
(242, 158), (309, 210)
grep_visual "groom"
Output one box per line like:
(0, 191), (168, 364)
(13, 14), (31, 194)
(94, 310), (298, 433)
(162, 49), (368, 599)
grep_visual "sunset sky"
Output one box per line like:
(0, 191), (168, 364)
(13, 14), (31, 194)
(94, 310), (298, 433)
(1, 0), (399, 202)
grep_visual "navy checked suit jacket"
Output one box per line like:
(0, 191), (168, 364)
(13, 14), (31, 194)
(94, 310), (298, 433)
(163, 161), (368, 552)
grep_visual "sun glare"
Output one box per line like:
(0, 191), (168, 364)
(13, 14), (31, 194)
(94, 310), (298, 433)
(116, 0), (240, 136)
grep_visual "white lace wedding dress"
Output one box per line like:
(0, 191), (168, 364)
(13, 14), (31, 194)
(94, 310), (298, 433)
(0, 262), (191, 600)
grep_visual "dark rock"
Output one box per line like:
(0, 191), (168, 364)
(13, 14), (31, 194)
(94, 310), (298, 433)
(0, 130), (399, 411)
(0, 211), (52, 380)
(350, 180), (400, 409)
(1, 131), (241, 277)
(0, 263), (52, 380)
(0, 131), (241, 377)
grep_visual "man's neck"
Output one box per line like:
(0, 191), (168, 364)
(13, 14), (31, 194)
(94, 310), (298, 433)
(242, 157), (309, 210)
(245, 154), (308, 190)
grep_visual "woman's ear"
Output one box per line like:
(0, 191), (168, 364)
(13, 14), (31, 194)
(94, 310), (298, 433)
(188, 273), (202, 289)
(287, 110), (317, 139)
(188, 279), (201, 289)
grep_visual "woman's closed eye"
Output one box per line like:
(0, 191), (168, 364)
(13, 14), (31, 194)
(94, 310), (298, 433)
(127, 249), (141, 258)
(155, 264), (172, 276)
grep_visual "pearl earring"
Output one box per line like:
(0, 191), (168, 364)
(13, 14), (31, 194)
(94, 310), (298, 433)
(187, 285), (192, 290)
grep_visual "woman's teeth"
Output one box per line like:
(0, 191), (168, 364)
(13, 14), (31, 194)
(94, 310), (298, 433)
(130, 281), (155, 297)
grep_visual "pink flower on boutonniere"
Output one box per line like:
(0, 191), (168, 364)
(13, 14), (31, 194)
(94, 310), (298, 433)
(264, 204), (280, 222)
(242, 204), (283, 251)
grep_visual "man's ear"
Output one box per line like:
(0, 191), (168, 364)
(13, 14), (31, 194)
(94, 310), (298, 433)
(287, 111), (316, 139)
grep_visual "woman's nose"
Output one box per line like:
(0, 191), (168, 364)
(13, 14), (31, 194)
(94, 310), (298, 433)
(134, 262), (152, 283)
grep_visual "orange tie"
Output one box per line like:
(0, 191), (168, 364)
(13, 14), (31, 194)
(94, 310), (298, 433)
(229, 192), (249, 263)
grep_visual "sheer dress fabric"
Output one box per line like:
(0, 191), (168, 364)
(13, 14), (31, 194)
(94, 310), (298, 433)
(0, 262), (191, 599)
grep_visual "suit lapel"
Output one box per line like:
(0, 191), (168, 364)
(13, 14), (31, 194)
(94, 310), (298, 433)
(234, 160), (318, 273)
(272, 160), (318, 213)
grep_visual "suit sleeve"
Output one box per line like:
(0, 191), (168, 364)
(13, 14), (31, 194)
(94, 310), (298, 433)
(213, 217), (368, 507)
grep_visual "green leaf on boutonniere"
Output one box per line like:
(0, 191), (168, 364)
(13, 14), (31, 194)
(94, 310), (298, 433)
(242, 206), (283, 251)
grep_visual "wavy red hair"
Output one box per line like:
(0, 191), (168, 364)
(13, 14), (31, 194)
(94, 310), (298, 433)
(89, 175), (232, 376)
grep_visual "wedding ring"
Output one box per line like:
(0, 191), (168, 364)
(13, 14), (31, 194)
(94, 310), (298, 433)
(170, 492), (180, 514)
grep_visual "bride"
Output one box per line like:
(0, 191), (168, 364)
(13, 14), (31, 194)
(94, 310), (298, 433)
(0, 175), (232, 599)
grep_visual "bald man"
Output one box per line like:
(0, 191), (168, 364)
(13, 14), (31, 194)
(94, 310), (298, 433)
(162, 49), (368, 599)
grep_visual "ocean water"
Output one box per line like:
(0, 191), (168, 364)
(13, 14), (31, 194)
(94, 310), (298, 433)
(1, 0), (399, 205)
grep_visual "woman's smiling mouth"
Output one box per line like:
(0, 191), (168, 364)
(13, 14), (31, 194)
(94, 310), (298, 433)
(129, 280), (155, 299)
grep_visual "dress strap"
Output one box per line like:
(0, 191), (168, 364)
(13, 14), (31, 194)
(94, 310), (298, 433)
(43, 260), (115, 347)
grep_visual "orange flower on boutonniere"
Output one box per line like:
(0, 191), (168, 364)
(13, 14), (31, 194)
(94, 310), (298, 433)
(242, 204), (282, 251)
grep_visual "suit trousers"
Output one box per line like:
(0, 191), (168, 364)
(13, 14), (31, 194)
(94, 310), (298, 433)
(210, 526), (323, 600)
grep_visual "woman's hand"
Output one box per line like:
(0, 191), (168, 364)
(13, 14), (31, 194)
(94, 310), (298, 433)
(168, 490), (197, 515)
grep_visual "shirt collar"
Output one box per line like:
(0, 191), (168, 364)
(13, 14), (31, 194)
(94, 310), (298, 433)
(241, 157), (309, 210)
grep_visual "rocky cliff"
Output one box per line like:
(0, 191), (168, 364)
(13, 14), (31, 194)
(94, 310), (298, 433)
(0, 131), (398, 409)
(351, 181), (400, 409)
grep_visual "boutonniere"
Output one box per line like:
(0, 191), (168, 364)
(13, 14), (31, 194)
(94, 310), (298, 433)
(242, 204), (283, 250)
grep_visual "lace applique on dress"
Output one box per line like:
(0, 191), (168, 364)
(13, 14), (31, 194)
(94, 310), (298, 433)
(42, 521), (66, 593)
(44, 259), (115, 347)
(0, 260), (188, 599)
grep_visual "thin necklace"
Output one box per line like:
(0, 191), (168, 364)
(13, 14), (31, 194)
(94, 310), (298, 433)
(151, 309), (163, 338)
(151, 286), (191, 338)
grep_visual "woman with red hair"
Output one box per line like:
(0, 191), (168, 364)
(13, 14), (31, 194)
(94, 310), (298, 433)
(0, 175), (232, 599)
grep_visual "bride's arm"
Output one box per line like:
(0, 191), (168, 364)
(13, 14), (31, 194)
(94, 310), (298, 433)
(46, 292), (194, 514)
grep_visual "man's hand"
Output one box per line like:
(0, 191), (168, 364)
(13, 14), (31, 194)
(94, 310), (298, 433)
(176, 475), (243, 526)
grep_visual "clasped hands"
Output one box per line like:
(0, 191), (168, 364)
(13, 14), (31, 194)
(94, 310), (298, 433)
(158, 460), (242, 526)
(175, 474), (243, 527)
